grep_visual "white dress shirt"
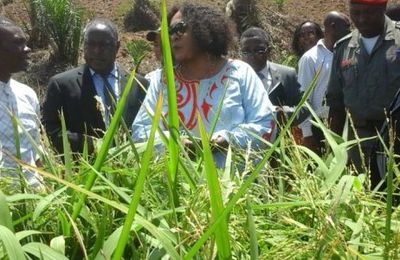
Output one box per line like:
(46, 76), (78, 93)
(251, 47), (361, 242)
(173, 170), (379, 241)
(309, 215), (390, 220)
(0, 79), (43, 187)
(298, 39), (332, 137)
(256, 63), (273, 94)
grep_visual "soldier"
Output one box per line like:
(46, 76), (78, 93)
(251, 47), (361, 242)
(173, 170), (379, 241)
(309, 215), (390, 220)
(326, 0), (400, 181)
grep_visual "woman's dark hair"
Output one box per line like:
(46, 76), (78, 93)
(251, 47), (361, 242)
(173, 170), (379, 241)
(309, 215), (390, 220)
(168, 3), (235, 57)
(291, 21), (323, 57)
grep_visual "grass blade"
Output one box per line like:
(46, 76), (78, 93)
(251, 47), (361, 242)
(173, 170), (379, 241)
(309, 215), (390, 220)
(246, 197), (258, 260)
(0, 225), (25, 260)
(0, 191), (14, 232)
(71, 69), (138, 222)
(160, 0), (180, 200)
(198, 113), (231, 259)
(22, 242), (68, 260)
(113, 95), (164, 259)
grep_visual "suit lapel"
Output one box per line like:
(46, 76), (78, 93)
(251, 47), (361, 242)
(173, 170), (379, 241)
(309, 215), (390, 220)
(267, 62), (282, 94)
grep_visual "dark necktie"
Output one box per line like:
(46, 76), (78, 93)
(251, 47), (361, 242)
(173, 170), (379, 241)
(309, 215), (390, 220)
(100, 74), (116, 118)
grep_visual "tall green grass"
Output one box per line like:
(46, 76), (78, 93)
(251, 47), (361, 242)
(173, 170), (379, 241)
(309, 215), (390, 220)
(0, 1), (399, 259)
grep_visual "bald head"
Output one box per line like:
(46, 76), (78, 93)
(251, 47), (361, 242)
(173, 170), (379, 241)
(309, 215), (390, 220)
(324, 11), (350, 47)
(83, 18), (118, 44)
(83, 18), (120, 75)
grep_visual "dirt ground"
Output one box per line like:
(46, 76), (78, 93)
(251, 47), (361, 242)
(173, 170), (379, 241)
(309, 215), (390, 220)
(2, 0), (400, 101)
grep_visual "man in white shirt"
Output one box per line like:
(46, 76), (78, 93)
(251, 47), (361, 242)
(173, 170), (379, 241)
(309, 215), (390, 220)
(297, 11), (350, 153)
(0, 16), (43, 190)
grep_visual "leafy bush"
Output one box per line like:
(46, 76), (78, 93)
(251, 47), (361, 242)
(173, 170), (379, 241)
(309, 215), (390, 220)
(24, 0), (49, 48)
(35, 0), (83, 65)
(126, 39), (152, 71)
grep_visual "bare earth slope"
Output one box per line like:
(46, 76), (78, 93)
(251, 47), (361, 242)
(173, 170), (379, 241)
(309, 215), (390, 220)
(2, 0), (400, 99)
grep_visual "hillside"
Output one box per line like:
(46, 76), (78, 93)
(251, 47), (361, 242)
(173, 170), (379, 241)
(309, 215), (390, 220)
(2, 0), (400, 99)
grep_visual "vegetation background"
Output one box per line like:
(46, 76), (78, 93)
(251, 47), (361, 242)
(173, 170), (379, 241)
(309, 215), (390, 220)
(0, 0), (353, 101)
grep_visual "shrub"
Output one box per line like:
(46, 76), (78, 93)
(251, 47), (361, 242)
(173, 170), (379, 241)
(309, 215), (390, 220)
(37, 0), (83, 65)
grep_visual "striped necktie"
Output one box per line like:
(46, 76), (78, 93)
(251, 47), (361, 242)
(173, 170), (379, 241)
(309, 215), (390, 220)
(99, 74), (117, 122)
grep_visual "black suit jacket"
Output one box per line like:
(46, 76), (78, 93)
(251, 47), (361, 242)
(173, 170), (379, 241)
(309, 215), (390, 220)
(266, 61), (301, 107)
(42, 64), (148, 153)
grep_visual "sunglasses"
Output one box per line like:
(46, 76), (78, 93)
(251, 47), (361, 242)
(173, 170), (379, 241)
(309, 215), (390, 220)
(240, 48), (268, 56)
(169, 21), (187, 36)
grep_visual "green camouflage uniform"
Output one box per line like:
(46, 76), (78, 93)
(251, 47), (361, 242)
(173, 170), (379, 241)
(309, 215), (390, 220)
(327, 16), (400, 170)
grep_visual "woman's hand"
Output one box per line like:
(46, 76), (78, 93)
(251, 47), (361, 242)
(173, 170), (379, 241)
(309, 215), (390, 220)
(211, 136), (229, 152)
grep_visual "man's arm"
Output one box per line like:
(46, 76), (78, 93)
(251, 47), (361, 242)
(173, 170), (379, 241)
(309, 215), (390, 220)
(42, 78), (86, 153)
(326, 48), (346, 135)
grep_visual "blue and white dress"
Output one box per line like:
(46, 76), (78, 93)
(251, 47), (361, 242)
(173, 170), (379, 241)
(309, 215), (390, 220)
(132, 59), (276, 166)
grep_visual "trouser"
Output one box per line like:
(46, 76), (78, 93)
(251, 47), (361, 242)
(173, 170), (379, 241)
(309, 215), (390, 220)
(348, 125), (381, 185)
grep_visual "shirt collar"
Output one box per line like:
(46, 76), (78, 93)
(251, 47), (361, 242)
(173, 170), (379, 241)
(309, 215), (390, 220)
(258, 62), (269, 77)
(0, 79), (10, 88)
(316, 39), (333, 54)
(89, 63), (118, 79)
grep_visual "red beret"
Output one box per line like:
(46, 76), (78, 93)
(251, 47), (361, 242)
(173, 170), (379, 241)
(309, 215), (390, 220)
(350, 0), (388, 5)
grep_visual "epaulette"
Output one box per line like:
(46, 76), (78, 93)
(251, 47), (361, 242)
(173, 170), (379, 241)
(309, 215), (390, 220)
(333, 33), (352, 49)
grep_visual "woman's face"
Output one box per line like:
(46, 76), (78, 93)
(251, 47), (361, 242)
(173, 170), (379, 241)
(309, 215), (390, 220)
(169, 11), (197, 64)
(298, 22), (319, 54)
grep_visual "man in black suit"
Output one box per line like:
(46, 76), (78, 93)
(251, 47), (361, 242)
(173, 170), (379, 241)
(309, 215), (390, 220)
(42, 18), (148, 153)
(240, 27), (301, 108)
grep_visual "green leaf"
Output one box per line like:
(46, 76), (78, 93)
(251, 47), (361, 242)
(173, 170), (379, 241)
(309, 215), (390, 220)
(0, 191), (14, 232)
(113, 94), (164, 259)
(50, 236), (65, 255)
(246, 197), (258, 260)
(198, 113), (231, 259)
(60, 111), (73, 176)
(160, 0), (180, 199)
(0, 225), (25, 260)
(23, 242), (68, 260)
(71, 68), (139, 222)
(15, 230), (42, 241)
(33, 186), (67, 221)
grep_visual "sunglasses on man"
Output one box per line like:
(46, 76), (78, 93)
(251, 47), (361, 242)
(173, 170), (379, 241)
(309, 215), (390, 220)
(240, 48), (268, 56)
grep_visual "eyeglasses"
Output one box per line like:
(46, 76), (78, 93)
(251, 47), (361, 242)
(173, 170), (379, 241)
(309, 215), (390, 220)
(169, 21), (187, 37)
(240, 48), (268, 56)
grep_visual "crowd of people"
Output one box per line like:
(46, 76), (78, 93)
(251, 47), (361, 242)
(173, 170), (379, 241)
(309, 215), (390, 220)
(1, 0), (400, 190)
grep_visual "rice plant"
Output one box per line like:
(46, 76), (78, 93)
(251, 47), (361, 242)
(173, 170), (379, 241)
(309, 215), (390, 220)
(1, 0), (399, 259)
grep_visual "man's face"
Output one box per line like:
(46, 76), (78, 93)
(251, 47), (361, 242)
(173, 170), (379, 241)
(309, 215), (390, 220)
(240, 37), (268, 72)
(350, 3), (386, 38)
(333, 17), (351, 42)
(83, 24), (119, 75)
(0, 26), (30, 77)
